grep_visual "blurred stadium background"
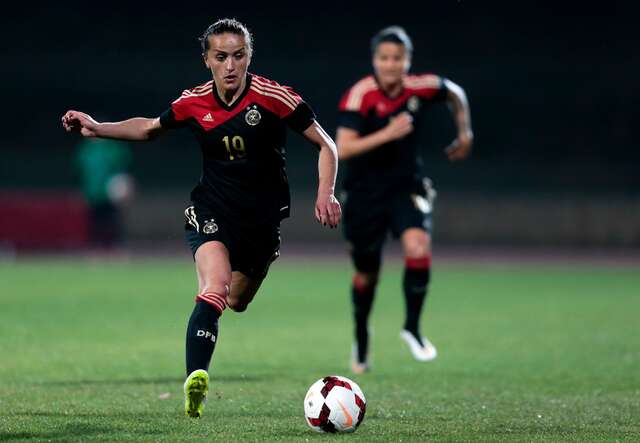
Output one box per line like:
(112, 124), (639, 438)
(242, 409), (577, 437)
(2, 2), (638, 254)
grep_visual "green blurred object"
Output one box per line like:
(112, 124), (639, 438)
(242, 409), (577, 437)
(75, 138), (132, 206)
(74, 138), (133, 247)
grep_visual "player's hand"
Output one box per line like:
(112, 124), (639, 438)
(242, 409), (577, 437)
(61, 110), (100, 137)
(384, 112), (414, 141)
(444, 131), (473, 161)
(315, 193), (341, 229)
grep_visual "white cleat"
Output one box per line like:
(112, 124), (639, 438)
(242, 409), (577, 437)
(400, 330), (437, 362)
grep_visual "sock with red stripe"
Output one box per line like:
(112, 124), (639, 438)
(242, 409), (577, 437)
(185, 297), (223, 375)
(352, 275), (376, 364)
(403, 256), (431, 347)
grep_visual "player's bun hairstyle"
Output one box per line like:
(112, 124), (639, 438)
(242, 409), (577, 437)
(371, 26), (413, 55)
(200, 18), (253, 54)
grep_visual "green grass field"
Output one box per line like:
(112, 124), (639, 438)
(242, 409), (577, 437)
(0, 256), (638, 442)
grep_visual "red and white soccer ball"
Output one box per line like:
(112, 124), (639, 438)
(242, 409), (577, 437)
(304, 375), (366, 433)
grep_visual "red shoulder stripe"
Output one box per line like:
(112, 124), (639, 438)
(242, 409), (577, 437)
(339, 76), (377, 112)
(251, 81), (298, 109)
(249, 86), (296, 111)
(173, 85), (213, 104)
(252, 76), (301, 106)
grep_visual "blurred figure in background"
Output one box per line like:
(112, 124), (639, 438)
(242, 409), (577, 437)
(75, 137), (134, 249)
(336, 26), (473, 373)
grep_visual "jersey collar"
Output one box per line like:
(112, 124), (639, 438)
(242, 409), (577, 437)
(373, 74), (405, 99)
(212, 73), (253, 111)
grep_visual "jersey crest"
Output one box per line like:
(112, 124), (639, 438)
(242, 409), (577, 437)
(245, 106), (261, 126)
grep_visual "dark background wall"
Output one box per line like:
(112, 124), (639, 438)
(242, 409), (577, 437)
(1, 1), (638, 247)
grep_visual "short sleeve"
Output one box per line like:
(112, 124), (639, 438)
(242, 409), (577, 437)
(159, 107), (186, 129)
(337, 81), (373, 133)
(159, 92), (193, 129)
(409, 74), (448, 102)
(338, 111), (365, 133)
(431, 77), (448, 102)
(284, 102), (316, 133)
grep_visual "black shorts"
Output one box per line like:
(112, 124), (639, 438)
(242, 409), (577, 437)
(342, 185), (433, 272)
(184, 204), (281, 280)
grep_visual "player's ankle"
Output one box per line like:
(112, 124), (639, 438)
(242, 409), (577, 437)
(402, 327), (423, 346)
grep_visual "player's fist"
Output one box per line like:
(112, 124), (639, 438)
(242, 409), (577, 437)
(385, 112), (414, 141)
(315, 193), (342, 229)
(61, 110), (100, 137)
(445, 131), (473, 161)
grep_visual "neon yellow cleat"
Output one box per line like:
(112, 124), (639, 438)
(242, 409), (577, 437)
(184, 369), (209, 418)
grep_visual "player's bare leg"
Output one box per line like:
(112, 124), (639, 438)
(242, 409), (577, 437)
(399, 228), (437, 361)
(184, 241), (231, 418)
(227, 245), (281, 311)
(226, 271), (263, 312)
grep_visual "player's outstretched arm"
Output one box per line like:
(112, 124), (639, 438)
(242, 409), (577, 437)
(443, 79), (473, 161)
(336, 112), (414, 161)
(302, 121), (342, 229)
(61, 110), (164, 141)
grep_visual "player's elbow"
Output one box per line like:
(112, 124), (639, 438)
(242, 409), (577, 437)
(142, 119), (163, 141)
(143, 128), (159, 141)
(335, 137), (349, 160)
(335, 130), (358, 160)
(320, 140), (339, 158)
(445, 80), (468, 104)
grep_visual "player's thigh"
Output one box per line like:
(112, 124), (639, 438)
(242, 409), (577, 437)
(226, 225), (281, 312)
(391, 192), (433, 258)
(227, 271), (263, 312)
(185, 203), (233, 295)
(343, 193), (388, 274)
(194, 240), (232, 296)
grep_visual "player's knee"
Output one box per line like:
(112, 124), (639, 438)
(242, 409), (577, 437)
(403, 233), (431, 258)
(406, 244), (427, 258)
(228, 302), (248, 313)
(227, 297), (248, 313)
(351, 249), (381, 287)
(353, 271), (379, 292)
(227, 275), (262, 313)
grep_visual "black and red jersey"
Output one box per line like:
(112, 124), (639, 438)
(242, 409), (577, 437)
(160, 73), (315, 227)
(338, 73), (447, 194)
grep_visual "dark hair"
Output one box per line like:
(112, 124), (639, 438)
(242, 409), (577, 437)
(199, 18), (253, 53)
(371, 26), (413, 55)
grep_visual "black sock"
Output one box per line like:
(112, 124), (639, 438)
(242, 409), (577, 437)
(186, 301), (220, 375)
(403, 260), (431, 345)
(352, 278), (375, 363)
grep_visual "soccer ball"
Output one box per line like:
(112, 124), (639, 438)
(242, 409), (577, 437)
(304, 375), (366, 433)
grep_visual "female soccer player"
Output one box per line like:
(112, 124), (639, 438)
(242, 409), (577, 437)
(336, 26), (473, 373)
(62, 18), (341, 417)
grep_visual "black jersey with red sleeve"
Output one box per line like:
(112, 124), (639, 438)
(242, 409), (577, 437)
(160, 73), (315, 227)
(338, 73), (447, 194)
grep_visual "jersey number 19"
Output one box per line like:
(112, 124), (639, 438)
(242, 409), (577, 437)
(222, 135), (246, 160)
